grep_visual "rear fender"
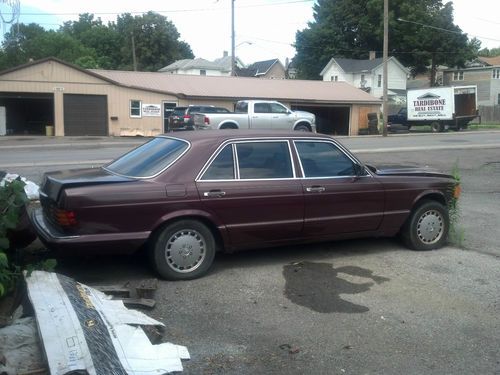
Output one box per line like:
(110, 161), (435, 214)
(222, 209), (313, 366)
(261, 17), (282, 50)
(218, 121), (239, 129)
(151, 209), (230, 251)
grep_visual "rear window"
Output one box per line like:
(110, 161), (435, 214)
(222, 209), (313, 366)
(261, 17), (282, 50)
(235, 102), (248, 113)
(104, 137), (189, 178)
(172, 107), (187, 116)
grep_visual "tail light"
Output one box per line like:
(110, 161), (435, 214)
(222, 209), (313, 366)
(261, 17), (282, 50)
(54, 208), (78, 227)
(183, 114), (191, 122)
(204, 116), (210, 125)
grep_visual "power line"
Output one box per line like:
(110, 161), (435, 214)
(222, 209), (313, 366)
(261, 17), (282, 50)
(397, 18), (500, 43)
(3, 0), (314, 17)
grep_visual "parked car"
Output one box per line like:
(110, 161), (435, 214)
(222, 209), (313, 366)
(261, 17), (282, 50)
(168, 105), (230, 131)
(193, 100), (316, 131)
(31, 131), (459, 280)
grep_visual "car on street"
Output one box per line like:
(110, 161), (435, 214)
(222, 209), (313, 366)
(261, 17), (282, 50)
(167, 105), (230, 131)
(31, 131), (460, 280)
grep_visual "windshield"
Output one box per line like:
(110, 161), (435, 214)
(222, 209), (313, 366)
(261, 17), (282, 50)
(104, 137), (189, 178)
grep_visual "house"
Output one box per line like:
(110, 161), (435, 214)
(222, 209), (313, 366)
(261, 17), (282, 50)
(320, 52), (410, 103)
(236, 59), (286, 79)
(0, 57), (381, 137)
(443, 56), (500, 106)
(158, 52), (245, 76)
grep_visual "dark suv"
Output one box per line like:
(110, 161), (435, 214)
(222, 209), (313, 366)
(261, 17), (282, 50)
(168, 105), (230, 131)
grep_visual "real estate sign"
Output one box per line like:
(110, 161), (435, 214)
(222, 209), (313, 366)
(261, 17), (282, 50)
(142, 104), (161, 117)
(407, 87), (454, 121)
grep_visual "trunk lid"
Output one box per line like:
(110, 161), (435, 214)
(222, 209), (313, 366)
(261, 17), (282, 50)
(41, 167), (133, 202)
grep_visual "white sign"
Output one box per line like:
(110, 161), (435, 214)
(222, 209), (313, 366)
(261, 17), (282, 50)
(142, 103), (161, 117)
(407, 87), (454, 121)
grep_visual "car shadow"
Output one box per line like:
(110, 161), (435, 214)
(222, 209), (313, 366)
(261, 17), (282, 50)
(209, 237), (403, 276)
(43, 237), (403, 285)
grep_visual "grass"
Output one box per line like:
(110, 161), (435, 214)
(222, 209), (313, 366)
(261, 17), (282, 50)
(448, 162), (465, 248)
(467, 123), (500, 130)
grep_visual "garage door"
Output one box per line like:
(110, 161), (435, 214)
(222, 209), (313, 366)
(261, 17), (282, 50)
(64, 94), (108, 136)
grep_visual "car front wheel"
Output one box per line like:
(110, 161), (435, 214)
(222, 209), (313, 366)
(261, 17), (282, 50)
(401, 200), (449, 251)
(150, 220), (216, 280)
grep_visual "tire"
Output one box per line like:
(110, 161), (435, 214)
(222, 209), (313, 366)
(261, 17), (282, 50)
(430, 122), (444, 133)
(401, 200), (449, 251)
(294, 124), (311, 132)
(220, 124), (238, 130)
(149, 220), (216, 280)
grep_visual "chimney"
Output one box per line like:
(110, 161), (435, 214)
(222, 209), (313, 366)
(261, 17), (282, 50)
(223, 51), (228, 57)
(369, 51), (376, 60)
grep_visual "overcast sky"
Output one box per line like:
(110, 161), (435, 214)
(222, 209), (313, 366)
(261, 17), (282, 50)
(1, 0), (499, 66)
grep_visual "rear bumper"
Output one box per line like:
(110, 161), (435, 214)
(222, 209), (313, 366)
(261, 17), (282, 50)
(30, 208), (149, 254)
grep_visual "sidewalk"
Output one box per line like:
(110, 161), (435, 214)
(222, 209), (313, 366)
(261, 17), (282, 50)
(0, 135), (149, 149)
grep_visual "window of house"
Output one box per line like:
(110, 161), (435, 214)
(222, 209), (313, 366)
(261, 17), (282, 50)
(130, 100), (141, 118)
(200, 69), (207, 76)
(378, 74), (382, 87)
(453, 71), (464, 81)
(331, 75), (338, 81)
(493, 69), (500, 79)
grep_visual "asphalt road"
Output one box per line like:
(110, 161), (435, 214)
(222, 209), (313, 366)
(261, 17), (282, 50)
(1, 131), (499, 374)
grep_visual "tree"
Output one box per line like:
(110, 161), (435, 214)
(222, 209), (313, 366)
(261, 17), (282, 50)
(479, 47), (500, 57)
(60, 14), (122, 69)
(294, 0), (479, 84)
(0, 23), (96, 70)
(0, 12), (194, 72)
(114, 11), (194, 71)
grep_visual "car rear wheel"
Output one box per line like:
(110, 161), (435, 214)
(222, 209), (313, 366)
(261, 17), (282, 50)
(430, 122), (444, 133)
(401, 200), (449, 251)
(150, 220), (216, 280)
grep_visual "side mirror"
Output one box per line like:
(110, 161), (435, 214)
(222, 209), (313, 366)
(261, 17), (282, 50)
(353, 163), (365, 177)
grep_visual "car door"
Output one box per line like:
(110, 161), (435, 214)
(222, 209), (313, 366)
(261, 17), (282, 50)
(269, 102), (294, 130)
(294, 140), (384, 238)
(250, 102), (274, 129)
(196, 140), (304, 248)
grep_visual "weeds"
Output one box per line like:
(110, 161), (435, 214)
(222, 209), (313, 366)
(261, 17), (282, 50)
(448, 162), (465, 247)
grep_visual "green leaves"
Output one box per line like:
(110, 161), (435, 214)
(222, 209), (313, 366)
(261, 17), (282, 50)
(0, 178), (57, 300)
(294, 0), (478, 81)
(0, 12), (194, 71)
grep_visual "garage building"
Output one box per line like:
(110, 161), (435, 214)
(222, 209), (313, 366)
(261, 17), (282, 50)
(0, 58), (381, 137)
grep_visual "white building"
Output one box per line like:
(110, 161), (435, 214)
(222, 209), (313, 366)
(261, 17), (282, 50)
(320, 53), (409, 102)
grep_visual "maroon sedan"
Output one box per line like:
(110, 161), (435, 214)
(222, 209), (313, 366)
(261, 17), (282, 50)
(31, 131), (459, 280)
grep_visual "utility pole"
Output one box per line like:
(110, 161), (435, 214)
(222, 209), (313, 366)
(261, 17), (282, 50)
(131, 32), (138, 71)
(382, 0), (388, 136)
(231, 0), (236, 76)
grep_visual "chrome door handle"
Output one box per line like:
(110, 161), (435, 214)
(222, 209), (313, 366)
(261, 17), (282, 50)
(203, 190), (226, 198)
(306, 186), (326, 193)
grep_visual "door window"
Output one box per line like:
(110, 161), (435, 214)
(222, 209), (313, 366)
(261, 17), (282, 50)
(295, 141), (356, 178)
(201, 145), (235, 180)
(270, 103), (289, 114)
(254, 103), (272, 113)
(236, 142), (293, 179)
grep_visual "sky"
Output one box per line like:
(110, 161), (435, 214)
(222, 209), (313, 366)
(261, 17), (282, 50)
(0, 0), (499, 67)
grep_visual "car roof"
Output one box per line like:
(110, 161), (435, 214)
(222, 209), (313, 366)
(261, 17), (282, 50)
(158, 130), (332, 144)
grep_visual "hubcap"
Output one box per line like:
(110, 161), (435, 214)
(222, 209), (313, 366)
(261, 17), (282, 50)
(416, 209), (444, 244)
(165, 229), (206, 273)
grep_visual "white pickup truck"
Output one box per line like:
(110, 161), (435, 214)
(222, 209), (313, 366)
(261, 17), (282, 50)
(193, 100), (316, 132)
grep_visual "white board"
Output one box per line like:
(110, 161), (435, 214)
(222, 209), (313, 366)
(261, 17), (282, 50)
(25, 271), (189, 375)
